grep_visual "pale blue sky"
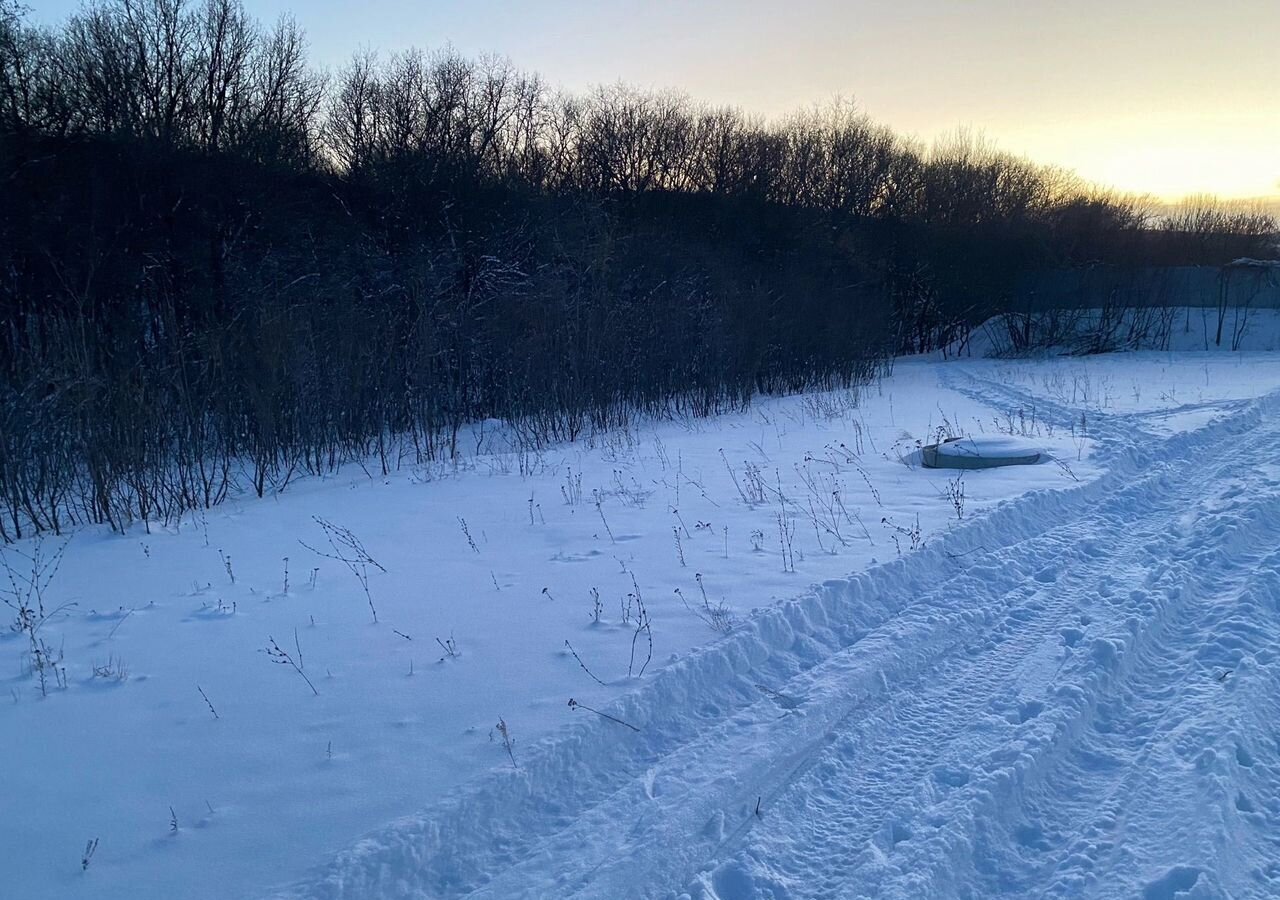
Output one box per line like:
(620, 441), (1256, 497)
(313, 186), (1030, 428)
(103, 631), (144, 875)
(26, 0), (1280, 199)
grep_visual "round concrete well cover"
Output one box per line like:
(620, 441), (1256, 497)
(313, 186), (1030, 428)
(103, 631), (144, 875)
(922, 435), (1043, 469)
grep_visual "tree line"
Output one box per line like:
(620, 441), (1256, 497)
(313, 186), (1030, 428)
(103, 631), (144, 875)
(0, 0), (1274, 539)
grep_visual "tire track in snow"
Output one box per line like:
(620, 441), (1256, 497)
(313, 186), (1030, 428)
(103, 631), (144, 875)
(268, 384), (1280, 900)
(687, 396), (1280, 900)
(487, 513), (1118, 899)
(940, 365), (1255, 447)
(967, 487), (1280, 898)
(735, 407), (1280, 900)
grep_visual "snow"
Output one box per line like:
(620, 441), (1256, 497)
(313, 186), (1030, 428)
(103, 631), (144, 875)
(4, 348), (1280, 900)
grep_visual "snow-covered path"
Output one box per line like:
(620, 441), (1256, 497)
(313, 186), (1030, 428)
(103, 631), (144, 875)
(276, 379), (1280, 900)
(690, 391), (1280, 900)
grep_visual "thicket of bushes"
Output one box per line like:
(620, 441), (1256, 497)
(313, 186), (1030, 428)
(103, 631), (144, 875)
(0, 0), (1274, 539)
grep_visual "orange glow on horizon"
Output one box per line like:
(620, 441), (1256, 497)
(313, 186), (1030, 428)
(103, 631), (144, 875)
(989, 117), (1280, 206)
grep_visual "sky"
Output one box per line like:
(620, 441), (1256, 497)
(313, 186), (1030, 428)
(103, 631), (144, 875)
(28, 0), (1280, 202)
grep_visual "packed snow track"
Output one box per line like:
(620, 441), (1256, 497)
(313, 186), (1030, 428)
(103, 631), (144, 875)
(274, 383), (1280, 900)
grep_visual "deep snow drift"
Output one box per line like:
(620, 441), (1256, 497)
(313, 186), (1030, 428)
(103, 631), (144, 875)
(5, 345), (1280, 900)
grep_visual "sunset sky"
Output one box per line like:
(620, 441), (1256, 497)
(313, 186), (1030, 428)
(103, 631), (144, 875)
(32, 0), (1280, 201)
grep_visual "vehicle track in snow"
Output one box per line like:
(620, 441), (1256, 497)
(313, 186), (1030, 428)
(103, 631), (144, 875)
(694, 390), (1280, 900)
(271, 379), (1280, 900)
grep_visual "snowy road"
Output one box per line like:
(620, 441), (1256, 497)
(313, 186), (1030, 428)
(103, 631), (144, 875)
(278, 381), (1280, 900)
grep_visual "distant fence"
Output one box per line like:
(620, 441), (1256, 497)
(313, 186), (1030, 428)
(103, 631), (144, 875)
(1015, 264), (1280, 311)
(970, 263), (1280, 356)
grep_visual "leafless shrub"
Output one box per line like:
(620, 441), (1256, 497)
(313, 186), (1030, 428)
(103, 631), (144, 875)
(300, 517), (385, 622)
(561, 467), (583, 506)
(611, 469), (651, 507)
(594, 495), (616, 543)
(2, 539), (75, 696)
(1, 539), (68, 633)
(777, 513), (797, 573)
(198, 685), (220, 719)
(943, 474), (966, 520)
(676, 573), (736, 634)
(889, 433), (922, 470)
(627, 574), (653, 678)
(262, 629), (318, 696)
(1071, 412), (1089, 461)
(457, 517), (480, 553)
(881, 514), (923, 555)
(568, 697), (639, 732)
(92, 654), (129, 682)
(436, 633), (459, 660)
(564, 639), (607, 686)
(494, 717), (517, 768)
(217, 549), (235, 585)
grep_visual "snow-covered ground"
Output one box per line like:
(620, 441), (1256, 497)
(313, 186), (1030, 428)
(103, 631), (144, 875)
(5, 341), (1280, 899)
